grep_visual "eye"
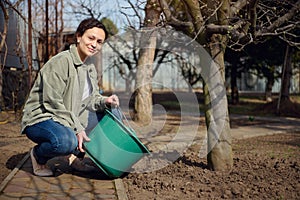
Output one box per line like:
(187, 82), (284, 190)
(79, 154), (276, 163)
(97, 39), (104, 45)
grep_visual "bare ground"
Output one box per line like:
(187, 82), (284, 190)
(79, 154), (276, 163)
(124, 133), (300, 200)
(0, 99), (300, 199)
(122, 95), (300, 199)
(0, 111), (34, 183)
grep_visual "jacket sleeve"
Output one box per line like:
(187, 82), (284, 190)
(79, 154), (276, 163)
(41, 60), (85, 134)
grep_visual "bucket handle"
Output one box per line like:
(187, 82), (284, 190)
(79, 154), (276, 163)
(114, 106), (134, 133)
(110, 106), (150, 154)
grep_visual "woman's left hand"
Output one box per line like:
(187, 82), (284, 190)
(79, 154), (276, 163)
(105, 94), (119, 107)
(76, 130), (90, 152)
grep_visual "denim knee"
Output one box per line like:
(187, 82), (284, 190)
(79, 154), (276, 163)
(25, 119), (79, 163)
(54, 128), (78, 155)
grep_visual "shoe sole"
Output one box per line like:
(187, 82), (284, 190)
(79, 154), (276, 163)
(30, 148), (53, 177)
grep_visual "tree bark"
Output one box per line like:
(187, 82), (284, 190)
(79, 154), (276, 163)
(265, 68), (274, 102)
(0, 1), (9, 110)
(281, 45), (292, 101)
(134, 46), (155, 124)
(230, 56), (239, 105)
(277, 44), (292, 114)
(134, 0), (161, 124)
(206, 34), (233, 171)
(28, 0), (33, 88)
(206, 0), (233, 171)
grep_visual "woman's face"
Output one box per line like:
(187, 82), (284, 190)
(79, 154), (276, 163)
(76, 27), (106, 61)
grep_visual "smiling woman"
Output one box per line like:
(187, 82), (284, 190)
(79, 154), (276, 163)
(20, 18), (120, 177)
(75, 18), (108, 61)
(76, 27), (106, 60)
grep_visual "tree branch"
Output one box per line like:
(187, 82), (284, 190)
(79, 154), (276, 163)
(231, 0), (248, 16)
(257, 0), (300, 35)
(0, 1), (9, 56)
(158, 0), (192, 28)
(3, 0), (27, 22)
(248, 0), (259, 35)
(120, 0), (143, 28)
(182, 0), (204, 31)
(206, 21), (249, 40)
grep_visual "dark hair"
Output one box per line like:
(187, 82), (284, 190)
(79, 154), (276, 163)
(75, 18), (108, 40)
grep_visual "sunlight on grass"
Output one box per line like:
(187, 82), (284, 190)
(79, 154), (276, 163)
(153, 92), (300, 117)
(291, 95), (300, 103)
(157, 101), (204, 114)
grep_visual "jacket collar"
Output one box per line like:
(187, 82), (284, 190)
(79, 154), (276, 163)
(70, 44), (83, 67)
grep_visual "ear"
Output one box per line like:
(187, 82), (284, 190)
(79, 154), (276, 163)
(76, 34), (82, 43)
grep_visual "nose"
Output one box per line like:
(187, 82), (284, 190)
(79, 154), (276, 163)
(91, 41), (97, 48)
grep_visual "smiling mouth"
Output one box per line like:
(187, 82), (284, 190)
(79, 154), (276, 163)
(88, 48), (95, 53)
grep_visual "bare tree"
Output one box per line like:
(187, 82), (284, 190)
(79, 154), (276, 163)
(157, 0), (299, 171)
(1, 0), (31, 112)
(277, 44), (293, 114)
(134, 0), (162, 124)
(68, 0), (104, 20)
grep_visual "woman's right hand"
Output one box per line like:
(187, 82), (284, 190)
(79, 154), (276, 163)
(76, 130), (90, 152)
(105, 94), (119, 107)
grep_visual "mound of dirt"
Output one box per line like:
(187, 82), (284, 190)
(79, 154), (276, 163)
(124, 133), (300, 200)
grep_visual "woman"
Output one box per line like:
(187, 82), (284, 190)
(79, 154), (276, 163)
(21, 18), (119, 176)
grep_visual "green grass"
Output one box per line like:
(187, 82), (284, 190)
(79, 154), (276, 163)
(155, 101), (204, 114)
(291, 95), (300, 102)
(152, 92), (300, 117)
(229, 94), (300, 117)
(228, 97), (268, 116)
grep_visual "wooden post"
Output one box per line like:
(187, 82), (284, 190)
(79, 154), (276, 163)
(28, 0), (32, 87)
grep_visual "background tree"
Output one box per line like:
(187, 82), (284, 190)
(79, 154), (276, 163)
(224, 49), (243, 104)
(98, 17), (119, 90)
(244, 39), (287, 103)
(177, 56), (203, 91)
(225, 38), (287, 103)
(101, 17), (118, 36)
(0, 0), (9, 110)
(69, 0), (103, 19)
(134, 0), (161, 124)
(1, 0), (34, 112)
(276, 44), (299, 114)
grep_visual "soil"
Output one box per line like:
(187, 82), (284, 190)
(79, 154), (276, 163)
(122, 95), (300, 199)
(0, 98), (300, 199)
(124, 133), (300, 200)
(0, 111), (34, 183)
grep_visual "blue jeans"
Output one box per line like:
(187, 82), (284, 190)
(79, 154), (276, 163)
(24, 119), (78, 165)
(24, 108), (122, 165)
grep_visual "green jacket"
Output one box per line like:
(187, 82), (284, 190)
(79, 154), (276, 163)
(21, 44), (108, 134)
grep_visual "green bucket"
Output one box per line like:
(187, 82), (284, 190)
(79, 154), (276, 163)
(84, 109), (150, 178)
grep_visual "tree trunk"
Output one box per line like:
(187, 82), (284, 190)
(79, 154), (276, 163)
(206, 34), (233, 171)
(281, 45), (292, 101)
(0, 1), (9, 110)
(27, 0), (33, 88)
(230, 57), (239, 105)
(134, 47), (154, 124)
(134, 0), (161, 124)
(265, 70), (274, 102)
(0, 71), (3, 111)
(277, 44), (292, 114)
(206, 0), (233, 171)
